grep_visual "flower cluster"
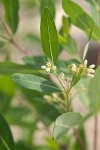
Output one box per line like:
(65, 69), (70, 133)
(70, 59), (95, 78)
(41, 62), (57, 73)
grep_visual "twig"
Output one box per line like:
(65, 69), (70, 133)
(94, 116), (98, 150)
(10, 39), (28, 55)
(55, 74), (70, 111)
(0, 11), (13, 39)
(0, 10), (28, 55)
(74, 128), (86, 150)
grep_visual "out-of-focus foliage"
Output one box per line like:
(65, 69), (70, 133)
(0, 0), (100, 150)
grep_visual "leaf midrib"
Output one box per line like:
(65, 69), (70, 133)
(46, 9), (54, 63)
(13, 78), (60, 91)
(65, 1), (98, 40)
(0, 135), (11, 150)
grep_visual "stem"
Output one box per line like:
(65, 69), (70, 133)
(74, 128), (86, 150)
(0, 11), (28, 55)
(55, 74), (70, 111)
(10, 39), (28, 55)
(94, 116), (98, 150)
(0, 11), (13, 39)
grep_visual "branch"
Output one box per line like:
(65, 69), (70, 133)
(94, 116), (98, 150)
(74, 128), (86, 150)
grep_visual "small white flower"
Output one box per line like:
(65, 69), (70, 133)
(52, 65), (57, 71)
(41, 66), (46, 69)
(46, 68), (50, 72)
(59, 72), (65, 80)
(89, 64), (95, 69)
(88, 68), (95, 74)
(71, 63), (76, 72)
(87, 74), (94, 78)
(46, 62), (52, 68)
(84, 60), (88, 67)
(66, 77), (72, 82)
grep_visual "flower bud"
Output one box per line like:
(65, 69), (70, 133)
(87, 74), (94, 78)
(88, 69), (95, 74)
(41, 66), (46, 69)
(84, 60), (88, 66)
(46, 68), (50, 72)
(89, 64), (95, 69)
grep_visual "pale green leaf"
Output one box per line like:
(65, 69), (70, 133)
(0, 113), (14, 150)
(53, 112), (83, 139)
(83, 42), (90, 61)
(40, 7), (59, 64)
(88, 67), (100, 114)
(11, 73), (61, 93)
(62, 0), (100, 40)
(83, 25), (94, 60)
(2, 0), (19, 33)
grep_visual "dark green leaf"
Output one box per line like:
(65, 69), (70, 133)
(0, 61), (45, 77)
(16, 141), (33, 150)
(2, 0), (19, 33)
(0, 76), (15, 113)
(24, 91), (61, 126)
(11, 73), (61, 93)
(23, 56), (47, 69)
(53, 112), (83, 139)
(0, 113), (14, 150)
(40, 8), (59, 64)
(66, 59), (81, 67)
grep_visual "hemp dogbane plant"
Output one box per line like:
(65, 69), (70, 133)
(1, 0), (100, 150)
(11, 7), (95, 150)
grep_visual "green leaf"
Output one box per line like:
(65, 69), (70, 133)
(62, 16), (71, 37)
(40, 0), (55, 17)
(0, 76), (15, 113)
(40, 7), (59, 64)
(11, 73), (61, 93)
(16, 141), (33, 150)
(86, 0), (99, 26)
(0, 41), (5, 48)
(2, 0), (19, 33)
(24, 92), (61, 126)
(23, 56), (47, 69)
(83, 25), (94, 60)
(62, 0), (100, 40)
(0, 113), (14, 150)
(53, 112), (83, 139)
(72, 127), (88, 150)
(66, 37), (77, 55)
(0, 61), (45, 77)
(88, 67), (100, 114)
(66, 59), (81, 67)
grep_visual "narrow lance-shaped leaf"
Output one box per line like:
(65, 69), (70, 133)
(40, 0), (55, 17)
(40, 7), (59, 64)
(0, 113), (15, 150)
(11, 73), (61, 93)
(62, 0), (100, 40)
(2, 0), (19, 34)
(83, 25), (94, 60)
(53, 112), (83, 139)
